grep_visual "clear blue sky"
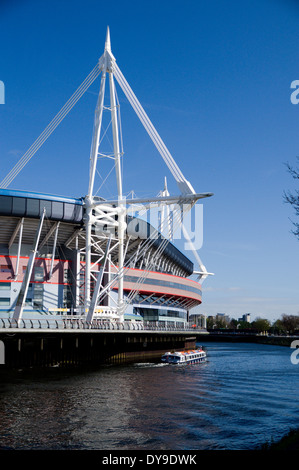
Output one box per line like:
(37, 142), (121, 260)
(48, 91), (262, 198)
(1, 0), (299, 322)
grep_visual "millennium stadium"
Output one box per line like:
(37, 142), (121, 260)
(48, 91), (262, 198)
(0, 29), (213, 330)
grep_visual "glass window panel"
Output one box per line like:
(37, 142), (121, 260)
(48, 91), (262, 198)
(0, 264), (12, 272)
(72, 205), (82, 222)
(63, 203), (74, 221)
(0, 297), (10, 306)
(12, 197), (26, 215)
(33, 284), (43, 292)
(26, 198), (40, 217)
(52, 201), (63, 219)
(0, 196), (12, 215)
(40, 200), (52, 218)
(0, 283), (10, 290)
(34, 267), (44, 281)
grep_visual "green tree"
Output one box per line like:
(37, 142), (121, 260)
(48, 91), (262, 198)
(237, 320), (252, 329)
(215, 317), (229, 329)
(206, 317), (215, 329)
(270, 319), (286, 335)
(251, 317), (271, 333)
(229, 318), (239, 329)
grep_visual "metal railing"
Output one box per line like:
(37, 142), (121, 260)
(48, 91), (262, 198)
(0, 317), (203, 332)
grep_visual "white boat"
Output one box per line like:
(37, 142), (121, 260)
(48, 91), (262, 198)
(161, 347), (206, 364)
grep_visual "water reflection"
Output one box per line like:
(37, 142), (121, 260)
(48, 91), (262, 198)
(0, 342), (298, 450)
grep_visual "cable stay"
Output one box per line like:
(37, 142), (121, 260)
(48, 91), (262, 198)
(0, 63), (102, 189)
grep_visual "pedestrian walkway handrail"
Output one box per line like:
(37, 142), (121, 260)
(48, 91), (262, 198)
(0, 317), (202, 332)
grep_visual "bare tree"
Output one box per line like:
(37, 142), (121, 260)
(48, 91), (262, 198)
(280, 314), (299, 334)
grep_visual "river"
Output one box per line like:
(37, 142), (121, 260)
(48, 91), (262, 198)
(0, 341), (298, 450)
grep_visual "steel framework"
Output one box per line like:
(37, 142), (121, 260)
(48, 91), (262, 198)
(4, 28), (213, 324)
(84, 28), (213, 322)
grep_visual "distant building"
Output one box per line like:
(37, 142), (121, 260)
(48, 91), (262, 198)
(216, 313), (230, 324)
(238, 313), (251, 323)
(189, 312), (207, 329)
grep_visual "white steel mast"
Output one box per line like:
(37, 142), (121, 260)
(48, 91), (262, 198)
(84, 27), (213, 322)
(85, 27), (126, 320)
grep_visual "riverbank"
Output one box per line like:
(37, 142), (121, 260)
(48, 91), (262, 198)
(201, 336), (299, 451)
(260, 428), (299, 450)
(201, 333), (297, 347)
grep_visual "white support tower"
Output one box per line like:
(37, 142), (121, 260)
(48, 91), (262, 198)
(85, 28), (127, 322)
(84, 27), (214, 322)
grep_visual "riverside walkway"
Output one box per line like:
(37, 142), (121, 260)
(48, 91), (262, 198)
(0, 316), (204, 334)
(0, 317), (205, 367)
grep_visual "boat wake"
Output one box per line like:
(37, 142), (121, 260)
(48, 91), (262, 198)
(132, 362), (168, 368)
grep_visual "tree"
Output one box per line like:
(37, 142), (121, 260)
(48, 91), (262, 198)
(251, 317), (271, 333)
(280, 314), (299, 334)
(284, 157), (299, 238)
(236, 320), (252, 329)
(206, 317), (215, 329)
(270, 319), (286, 335)
(215, 317), (230, 329)
(229, 318), (239, 329)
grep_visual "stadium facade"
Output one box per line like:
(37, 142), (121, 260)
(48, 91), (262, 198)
(0, 29), (211, 330)
(0, 188), (205, 327)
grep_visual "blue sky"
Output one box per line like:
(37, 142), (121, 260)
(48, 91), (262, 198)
(1, 0), (299, 322)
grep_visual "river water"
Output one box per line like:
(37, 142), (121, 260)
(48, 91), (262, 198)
(0, 341), (298, 450)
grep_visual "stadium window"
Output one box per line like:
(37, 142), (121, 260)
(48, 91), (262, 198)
(34, 267), (44, 282)
(0, 265), (12, 273)
(26, 198), (40, 217)
(0, 196), (12, 214)
(12, 197), (26, 215)
(0, 283), (10, 290)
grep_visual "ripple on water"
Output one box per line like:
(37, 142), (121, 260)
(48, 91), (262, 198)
(0, 342), (299, 450)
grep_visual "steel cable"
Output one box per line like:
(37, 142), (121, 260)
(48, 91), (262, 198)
(0, 63), (101, 188)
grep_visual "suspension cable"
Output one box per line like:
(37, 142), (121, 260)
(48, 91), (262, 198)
(0, 63), (102, 189)
(113, 63), (186, 185)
